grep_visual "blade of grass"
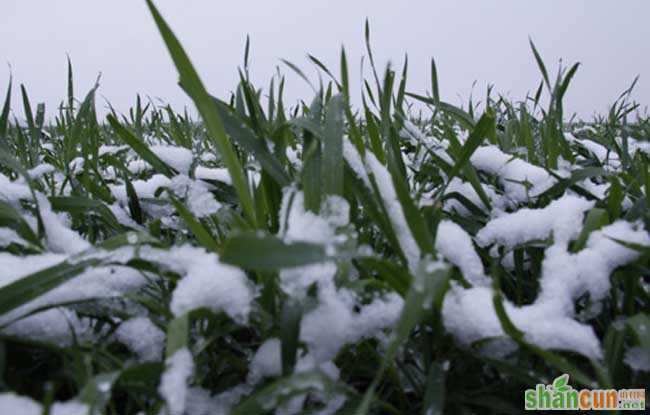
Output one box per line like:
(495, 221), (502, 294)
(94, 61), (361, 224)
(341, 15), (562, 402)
(322, 94), (344, 196)
(0, 76), (12, 141)
(213, 98), (290, 186)
(66, 55), (74, 116)
(107, 114), (176, 178)
(221, 233), (336, 270)
(280, 300), (302, 376)
(145, 0), (257, 227)
(422, 361), (446, 415)
(165, 313), (189, 357)
(0, 199), (41, 248)
(167, 192), (220, 253)
(435, 111), (495, 207)
(406, 92), (476, 130)
(529, 38), (550, 90)
(430, 57), (440, 103)
(0, 258), (100, 319)
(49, 196), (123, 232)
(78, 372), (120, 415)
(0, 232), (156, 319)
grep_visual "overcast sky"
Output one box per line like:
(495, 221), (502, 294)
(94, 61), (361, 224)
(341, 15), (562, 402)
(1, 0), (649, 121)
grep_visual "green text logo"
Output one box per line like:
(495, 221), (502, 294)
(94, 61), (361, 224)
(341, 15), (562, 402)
(524, 374), (645, 411)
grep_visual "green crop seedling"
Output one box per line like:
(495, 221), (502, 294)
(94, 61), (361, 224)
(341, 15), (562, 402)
(0, 1), (648, 414)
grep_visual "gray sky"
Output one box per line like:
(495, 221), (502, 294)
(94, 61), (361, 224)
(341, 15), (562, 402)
(1, 0), (649, 120)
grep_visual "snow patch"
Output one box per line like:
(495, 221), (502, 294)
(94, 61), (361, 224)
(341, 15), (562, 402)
(471, 145), (557, 203)
(159, 347), (194, 415)
(435, 220), (489, 287)
(114, 317), (165, 362)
